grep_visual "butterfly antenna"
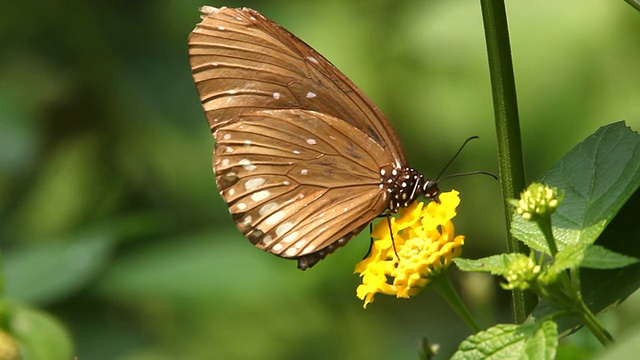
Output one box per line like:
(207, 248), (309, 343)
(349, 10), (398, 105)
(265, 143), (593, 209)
(438, 170), (498, 182)
(436, 136), (479, 181)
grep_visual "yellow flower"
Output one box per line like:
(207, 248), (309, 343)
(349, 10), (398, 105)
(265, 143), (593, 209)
(355, 190), (465, 308)
(512, 183), (562, 221)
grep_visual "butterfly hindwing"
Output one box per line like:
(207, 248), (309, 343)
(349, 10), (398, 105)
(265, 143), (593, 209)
(213, 109), (394, 261)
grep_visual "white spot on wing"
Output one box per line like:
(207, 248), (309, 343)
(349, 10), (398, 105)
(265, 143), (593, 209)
(244, 177), (266, 191)
(306, 139), (317, 145)
(265, 211), (285, 225)
(273, 243), (283, 251)
(276, 222), (294, 236)
(243, 215), (252, 224)
(221, 159), (229, 167)
(223, 134), (231, 140)
(306, 56), (319, 64)
(251, 190), (270, 202)
(225, 147), (233, 153)
(239, 159), (256, 171)
(283, 181), (290, 186)
(306, 91), (316, 98)
(262, 235), (273, 245)
(201, 6), (219, 15)
(244, 140), (252, 146)
(228, 188), (235, 196)
(300, 169), (308, 175)
(237, 203), (247, 210)
(273, 92), (281, 99)
(285, 248), (297, 256)
(259, 202), (278, 216)
(217, 26), (225, 31)
(293, 150), (301, 154)
(282, 231), (298, 243)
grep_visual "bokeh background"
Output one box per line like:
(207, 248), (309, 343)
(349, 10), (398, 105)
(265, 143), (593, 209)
(1, 0), (640, 359)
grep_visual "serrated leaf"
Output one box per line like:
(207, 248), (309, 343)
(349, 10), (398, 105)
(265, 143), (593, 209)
(512, 122), (640, 252)
(547, 244), (586, 276)
(451, 320), (557, 360)
(581, 245), (638, 269)
(455, 254), (520, 275)
(523, 321), (558, 360)
(528, 123), (640, 334)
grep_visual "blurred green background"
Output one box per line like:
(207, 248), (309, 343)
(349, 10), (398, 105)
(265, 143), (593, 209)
(1, 0), (639, 359)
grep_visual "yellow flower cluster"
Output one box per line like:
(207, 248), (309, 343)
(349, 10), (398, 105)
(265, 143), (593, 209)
(514, 183), (562, 221)
(355, 190), (464, 308)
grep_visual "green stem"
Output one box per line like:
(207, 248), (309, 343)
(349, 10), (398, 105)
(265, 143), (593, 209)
(536, 217), (558, 256)
(479, 0), (536, 323)
(536, 216), (574, 292)
(432, 275), (481, 333)
(576, 297), (615, 346)
(624, 0), (640, 12)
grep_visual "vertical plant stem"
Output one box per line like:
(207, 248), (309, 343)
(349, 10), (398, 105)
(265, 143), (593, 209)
(479, 0), (537, 323)
(624, 0), (640, 12)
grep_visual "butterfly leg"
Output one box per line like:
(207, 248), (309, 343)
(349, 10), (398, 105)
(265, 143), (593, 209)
(362, 222), (374, 259)
(386, 215), (400, 259)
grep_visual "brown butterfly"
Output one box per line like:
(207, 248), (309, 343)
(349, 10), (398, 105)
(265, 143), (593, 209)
(188, 6), (438, 269)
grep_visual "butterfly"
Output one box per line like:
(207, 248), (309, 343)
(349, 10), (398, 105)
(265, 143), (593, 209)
(188, 6), (439, 269)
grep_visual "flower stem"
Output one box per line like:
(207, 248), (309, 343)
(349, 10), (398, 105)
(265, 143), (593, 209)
(536, 216), (575, 293)
(576, 296), (615, 346)
(479, 0), (536, 323)
(432, 275), (481, 333)
(536, 217), (558, 256)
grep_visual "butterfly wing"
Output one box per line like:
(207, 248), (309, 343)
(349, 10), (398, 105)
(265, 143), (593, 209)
(188, 6), (407, 165)
(214, 109), (395, 269)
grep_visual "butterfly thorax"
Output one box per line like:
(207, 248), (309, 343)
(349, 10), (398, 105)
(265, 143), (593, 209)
(382, 166), (439, 212)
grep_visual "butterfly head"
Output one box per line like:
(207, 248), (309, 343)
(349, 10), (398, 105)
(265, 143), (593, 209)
(387, 167), (440, 212)
(421, 178), (440, 199)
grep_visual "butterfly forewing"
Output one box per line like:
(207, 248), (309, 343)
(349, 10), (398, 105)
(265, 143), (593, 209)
(188, 6), (407, 165)
(214, 109), (394, 261)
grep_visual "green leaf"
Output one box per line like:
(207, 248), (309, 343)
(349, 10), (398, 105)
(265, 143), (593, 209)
(91, 231), (317, 305)
(581, 245), (638, 269)
(511, 122), (640, 252)
(527, 123), (640, 335)
(3, 227), (115, 305)
(2, 301), (74, 360)
(451, 320), (557, 360)
(455, 254), (519, 275)
(547, 244), (586, 276)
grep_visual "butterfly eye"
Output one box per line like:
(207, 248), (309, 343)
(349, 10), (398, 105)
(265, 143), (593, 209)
(189, 6), (436, 269)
